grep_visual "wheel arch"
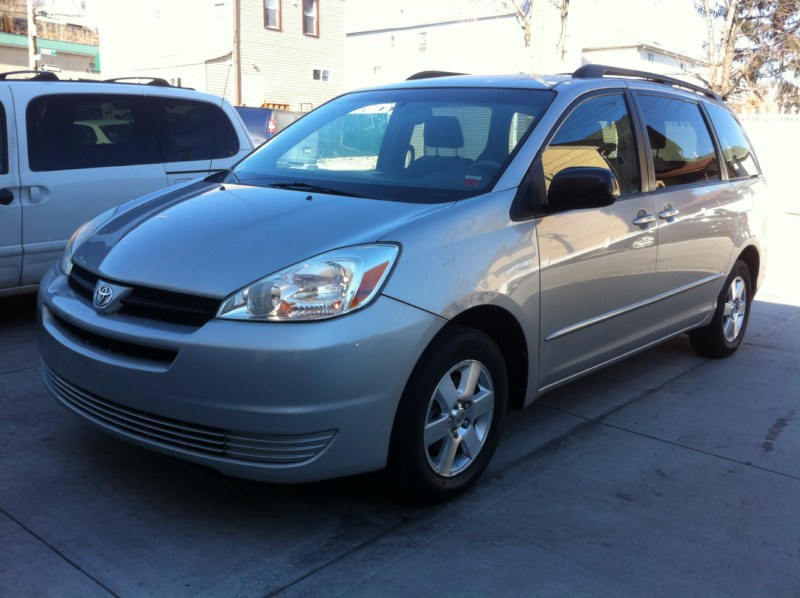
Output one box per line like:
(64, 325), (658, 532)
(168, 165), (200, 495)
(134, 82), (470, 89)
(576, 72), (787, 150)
(446, 305), (529, 411)
(736, 245), (760, 295)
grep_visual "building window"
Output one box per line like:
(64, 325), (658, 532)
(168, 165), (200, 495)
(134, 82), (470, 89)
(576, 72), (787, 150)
(419, 32), (427, 52)
(303, 0), (318, 36)
(265, 0), (281, 30)
(646, 52), (654, 62)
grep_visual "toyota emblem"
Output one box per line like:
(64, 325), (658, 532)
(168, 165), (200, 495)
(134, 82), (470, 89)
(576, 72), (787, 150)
(94, 284), (114, 307)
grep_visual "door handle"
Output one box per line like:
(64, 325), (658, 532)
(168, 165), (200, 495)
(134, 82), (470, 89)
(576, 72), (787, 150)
(0, 188), (12, 205)
(659, 205), (679, 221)
(29, 186), (43, 204)
(632, 211), (656, 227)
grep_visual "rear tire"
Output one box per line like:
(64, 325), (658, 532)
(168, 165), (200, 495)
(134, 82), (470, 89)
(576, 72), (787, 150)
(689, 260), (752, 358)
(386, 326), (508, 504)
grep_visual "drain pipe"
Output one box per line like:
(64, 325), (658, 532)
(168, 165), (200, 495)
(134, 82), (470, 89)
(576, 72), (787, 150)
(234, 0), (242, 104)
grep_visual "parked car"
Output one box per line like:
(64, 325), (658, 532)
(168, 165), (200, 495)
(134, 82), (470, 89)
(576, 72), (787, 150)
(38, 66), (767, 503)
(235, 106), (305, 145)
(0, 71), (253, 296)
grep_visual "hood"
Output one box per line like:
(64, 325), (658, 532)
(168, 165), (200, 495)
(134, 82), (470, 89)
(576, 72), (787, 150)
(73, 182), (453, 297)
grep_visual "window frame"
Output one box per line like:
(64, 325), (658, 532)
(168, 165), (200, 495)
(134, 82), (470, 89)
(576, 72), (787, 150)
(25, 93), (163, 172)
(630, 91), (725, 193)
(302, 0), (319, 37)
(0, 101), (7, 175)
(519, 89), (647, 218)
(703, 102), (762, 180)
(145, 96), (240, 164)
(264, 0), (281, 31)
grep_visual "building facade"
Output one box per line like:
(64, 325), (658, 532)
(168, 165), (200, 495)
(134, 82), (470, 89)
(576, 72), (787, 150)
(581, 43), (707, 78)
(99, 0), (346, 111)
(0, 0), (100, 79)
(345, 0), (577, 89)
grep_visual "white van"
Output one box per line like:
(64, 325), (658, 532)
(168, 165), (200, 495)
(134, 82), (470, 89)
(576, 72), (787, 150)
(0, 73), (253, 296)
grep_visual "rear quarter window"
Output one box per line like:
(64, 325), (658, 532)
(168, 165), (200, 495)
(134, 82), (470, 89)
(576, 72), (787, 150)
(26, 94), (161, 172)
(147, 97), (239, 162)
(705, 103), (761, 179)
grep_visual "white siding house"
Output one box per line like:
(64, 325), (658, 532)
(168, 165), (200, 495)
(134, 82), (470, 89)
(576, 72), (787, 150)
(582, 43), (707, 78)
(98, 0), (346, 110)
(345, 0), (578, 89)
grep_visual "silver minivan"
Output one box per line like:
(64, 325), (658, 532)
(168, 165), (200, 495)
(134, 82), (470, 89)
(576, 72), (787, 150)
(0, 74), (253, 296)
(38, 66), (768, 503)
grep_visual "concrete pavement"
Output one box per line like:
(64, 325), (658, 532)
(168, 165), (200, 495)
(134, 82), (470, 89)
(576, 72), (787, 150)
(1, 213), (798, 597)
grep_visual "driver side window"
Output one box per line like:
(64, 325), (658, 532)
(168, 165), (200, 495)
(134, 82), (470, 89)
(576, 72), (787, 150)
(542, 94), (640, 196)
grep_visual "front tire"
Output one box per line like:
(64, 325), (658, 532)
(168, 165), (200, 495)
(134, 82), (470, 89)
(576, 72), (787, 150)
(387, 326), (508, 504)
(690, 260), (752, 358)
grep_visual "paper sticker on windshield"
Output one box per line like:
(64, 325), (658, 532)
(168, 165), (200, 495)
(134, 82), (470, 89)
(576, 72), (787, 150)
(463, 175), (482, 186)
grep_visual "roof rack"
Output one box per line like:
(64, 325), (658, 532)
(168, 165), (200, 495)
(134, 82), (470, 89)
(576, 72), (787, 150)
(406, 70), (466, 81)
(0, 70), (59, 81)
(572, 64), (722, 101)
(103, 76), (172, 87)
(0, 71), (178, 88)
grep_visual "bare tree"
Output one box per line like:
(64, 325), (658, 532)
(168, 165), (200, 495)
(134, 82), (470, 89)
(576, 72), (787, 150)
(697, 0), (799, 109)
(504, 0), (570, 58)
(554, 0), (570, 61)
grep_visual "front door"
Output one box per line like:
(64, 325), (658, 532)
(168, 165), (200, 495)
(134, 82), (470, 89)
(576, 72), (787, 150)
(534, 92), (658, 390)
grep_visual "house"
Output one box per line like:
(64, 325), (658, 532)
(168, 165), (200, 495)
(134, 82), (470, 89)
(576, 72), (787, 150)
(345, 0), (708, 90)
(0, 0), (100, 78)
(582, 42), (707, 78)
(98, 0), (346, 111)
(345, 0), (575, 88)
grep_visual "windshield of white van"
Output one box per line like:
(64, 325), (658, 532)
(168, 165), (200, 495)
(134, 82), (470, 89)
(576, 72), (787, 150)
(232, 87), (554, 203)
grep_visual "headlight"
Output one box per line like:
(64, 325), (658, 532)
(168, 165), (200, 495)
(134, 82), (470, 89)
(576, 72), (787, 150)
(217, 244), (400, 322)
(58, 207), (118, 276)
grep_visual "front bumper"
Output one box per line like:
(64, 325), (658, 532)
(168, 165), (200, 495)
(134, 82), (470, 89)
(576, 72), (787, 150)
(38, 268), (445, 482)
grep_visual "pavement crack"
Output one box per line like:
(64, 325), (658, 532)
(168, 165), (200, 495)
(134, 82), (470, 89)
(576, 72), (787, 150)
(0, 364), (41, 377)
(523, 358), (800, 482)
(265, 516), (412, 597)
(0, 507), (120, 597)
(596, 421), (800, 481)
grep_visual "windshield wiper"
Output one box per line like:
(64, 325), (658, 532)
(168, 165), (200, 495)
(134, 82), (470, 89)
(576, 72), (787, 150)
(264, 181), (363, 197)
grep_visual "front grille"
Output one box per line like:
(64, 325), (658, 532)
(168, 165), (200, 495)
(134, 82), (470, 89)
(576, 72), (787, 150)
(54, 314), (177, 364)
(69, 264), (222, 328)
(42, 362), (336, 465)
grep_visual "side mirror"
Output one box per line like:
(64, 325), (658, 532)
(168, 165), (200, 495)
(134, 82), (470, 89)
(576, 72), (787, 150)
(548, 167), (620, 212)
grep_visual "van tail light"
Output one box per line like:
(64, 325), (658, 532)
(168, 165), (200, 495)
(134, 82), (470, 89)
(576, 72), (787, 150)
(267, 118), (277, 136)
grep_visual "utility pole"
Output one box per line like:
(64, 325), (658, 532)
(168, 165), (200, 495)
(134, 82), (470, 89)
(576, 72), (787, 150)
(26, 0), (39, 70)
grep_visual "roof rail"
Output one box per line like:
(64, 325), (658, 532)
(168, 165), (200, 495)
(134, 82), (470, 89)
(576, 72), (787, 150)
(572, 64), (722, 101)
(0, 70), (59, 81)
(406, 70), (466, 81)
(104, 77), (172, 87)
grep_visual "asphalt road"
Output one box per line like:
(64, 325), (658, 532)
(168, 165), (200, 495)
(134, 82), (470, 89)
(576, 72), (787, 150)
(2, 212), (798, 597)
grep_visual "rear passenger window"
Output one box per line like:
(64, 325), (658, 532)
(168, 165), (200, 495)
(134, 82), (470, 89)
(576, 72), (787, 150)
(705, 104), (760, 179)
(27, 94), (161, 172)
(638, 95), (720, 188)
(542, 94), (640, 195)
(147, 97), (239, 162)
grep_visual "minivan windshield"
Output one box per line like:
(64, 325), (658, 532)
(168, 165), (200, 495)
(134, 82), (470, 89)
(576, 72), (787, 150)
(231, 87), (554, 203)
